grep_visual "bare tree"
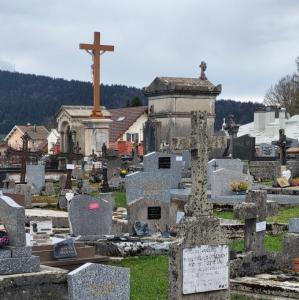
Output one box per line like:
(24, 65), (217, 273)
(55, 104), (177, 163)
(264, 57), (299, 115)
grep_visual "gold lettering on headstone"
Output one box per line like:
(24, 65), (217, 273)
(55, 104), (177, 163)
(88, 282), (116, 296)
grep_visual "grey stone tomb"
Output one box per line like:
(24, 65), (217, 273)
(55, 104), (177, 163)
(68, 194), (113, 240)
(169, 111), (230, 299)
(234, 190), (278, 256)
(125, 152), (182, 204)
(14, 184), (32, 208)
(68, 262), (130, 300)
(0, 194), (40, 275)
(26, 164), (45, 194)
(288, 218), (299, 233)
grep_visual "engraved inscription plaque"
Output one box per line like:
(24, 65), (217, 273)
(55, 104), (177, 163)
(158, 157), (171, 169)
(147, 206), (161, 219)
(183, 245), (229, 294)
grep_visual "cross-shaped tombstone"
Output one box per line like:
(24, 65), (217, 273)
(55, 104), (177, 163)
(272, 129), (287, 166)
(6, 133), (42, 183)
(234, 190), (278, 256)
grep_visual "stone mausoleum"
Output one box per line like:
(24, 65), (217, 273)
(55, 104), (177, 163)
(143, 64), (222, 152)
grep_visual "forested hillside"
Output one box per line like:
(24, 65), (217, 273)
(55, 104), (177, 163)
(0, 70), (262, 134)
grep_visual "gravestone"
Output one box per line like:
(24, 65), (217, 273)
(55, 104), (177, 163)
(234, 190), (278, 256)
(127, 198), (174, 234)
(0, 194), (40, 274)
(43, 182), (55, 196)
(29, 219), (52, 245)
(53, 238), (77, 259)
(14, 184), (32, 208)
(169, 111), (230, 299)
(211, 168), (252, 198)
(126, 152), (182, 204)
(208, 158), (244, 189)
(26, 164), (45, 194)
(59, 174), (67, 190)
(232, 134), (255, 161)
(68, 194), (113, 240)
(288, 218), (299, 233)
(259, 143), (276, 157)
(68, 263), (130, 300)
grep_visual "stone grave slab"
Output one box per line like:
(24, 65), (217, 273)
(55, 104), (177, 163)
(26, 164), (45, 194)
(127, 198), (174, 234)
(67, 262), (130, 300)
(14, 184), (32, 208)
(208, 158), (244, 189)
(288, 218), (299, 233)
(211, 168), (252, 198)
(68, 194), (113, 240)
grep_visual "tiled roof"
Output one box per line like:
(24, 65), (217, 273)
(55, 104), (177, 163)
(109, 106), (148, 142)
(17, 125), (49, 140)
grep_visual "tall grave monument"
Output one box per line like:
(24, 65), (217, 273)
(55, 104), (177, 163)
(169, 111), (229, 299)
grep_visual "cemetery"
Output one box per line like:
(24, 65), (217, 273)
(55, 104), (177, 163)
(1, 4), (299, 299)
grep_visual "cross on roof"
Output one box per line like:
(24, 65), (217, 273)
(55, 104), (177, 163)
(80, 32), (114, 118)
(234, 190), (278, 256)
(6, 133), (42, 183)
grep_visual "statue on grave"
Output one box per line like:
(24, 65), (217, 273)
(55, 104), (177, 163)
(222, 114), (240, 157)
(199, 61), (207, 80)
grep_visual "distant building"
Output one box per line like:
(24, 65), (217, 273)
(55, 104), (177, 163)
(238, 108), (299, 144)
(56, 105), (148, 156)
(4, 124), (49, 152)
(143, 66), (221, 152)
(47, 129), (60, 154)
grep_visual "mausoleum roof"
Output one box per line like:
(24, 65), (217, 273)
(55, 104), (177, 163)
(56, 105), (111, 118)
(144, 76), (222, 97)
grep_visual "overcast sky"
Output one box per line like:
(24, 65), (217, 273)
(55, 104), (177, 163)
(0, 0), (298, 102)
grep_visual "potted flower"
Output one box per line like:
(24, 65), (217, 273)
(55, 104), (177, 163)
(230, 181), (248, 195)
(291, 178), (299, 187)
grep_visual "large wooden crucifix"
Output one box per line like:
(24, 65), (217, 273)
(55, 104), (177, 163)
(80, 32), (114, 118)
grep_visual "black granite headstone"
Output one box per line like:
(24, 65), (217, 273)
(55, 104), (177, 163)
(232, 134), (256, 161)
(158, 157), (171, 169)
(53, 238), (77, 260)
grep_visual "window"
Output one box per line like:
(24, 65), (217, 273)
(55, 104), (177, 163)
(126, 133), (139, 143)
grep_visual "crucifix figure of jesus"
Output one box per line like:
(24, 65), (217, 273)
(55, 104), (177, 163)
(80, 32), (114, 118)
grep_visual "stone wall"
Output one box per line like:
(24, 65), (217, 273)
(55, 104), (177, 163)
(287, 160), (299, 177)
(249, 161), (279, 180)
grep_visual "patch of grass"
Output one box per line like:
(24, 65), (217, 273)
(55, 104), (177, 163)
(230, 234), (283, 253)
(114, 191), (126, 208)
(214, 210), (234, 220)
(267, 205), (299, 223)
(111, 256), (168, 299)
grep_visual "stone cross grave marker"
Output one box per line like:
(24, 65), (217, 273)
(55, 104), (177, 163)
(169, 111), (230, 299)
(272, 128), (287, 166)
(0, 193), (40, 274)
(68, 194), (113, 240)
(68, 262), (130, 300)
(234, 190), (278, 256)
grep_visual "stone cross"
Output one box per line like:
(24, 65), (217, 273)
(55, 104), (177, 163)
(6, 133), (41, 183)
(234, 190), (278, 256)
(80, 32), (114, 118)
(199, 61), (207, 80)
(169, 111), (229, 299)
(272, 129), (287, 166)
(184, 111), (213, 217)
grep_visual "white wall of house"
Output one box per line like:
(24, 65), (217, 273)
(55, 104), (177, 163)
(47, 129), (60, 154)
(121, 113), (148, 143)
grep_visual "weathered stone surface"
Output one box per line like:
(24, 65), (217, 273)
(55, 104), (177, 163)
(14, 184), (32, 208)
(68, 194), (113, 239)
(127, 198), (173, 234)
(281, 233), (299, 265)
(0, 255), (40, 275)
(6, 246), (32, 258)
(67, 263), (130, 300)
(0, 195), (26, 247)
(288, 218), (299, 233)
(234, 203), (257, 219)
(169, 112), (229, 300)
(0, 249), (11, 259)
(0, 265), (68, 300)
(44, 182), (55, 196)
(26, 164), (45, 194)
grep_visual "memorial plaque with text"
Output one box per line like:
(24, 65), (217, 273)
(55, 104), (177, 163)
(53, 238), (77, 259)
(147, 206), (161, 219)
(183, 245), (229, 294)
(158, 157), (171, 169)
